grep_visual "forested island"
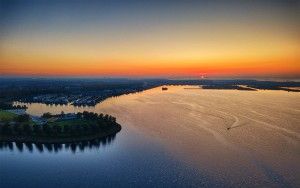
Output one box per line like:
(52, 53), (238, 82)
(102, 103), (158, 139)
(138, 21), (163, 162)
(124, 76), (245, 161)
(0, 110), (121, 143)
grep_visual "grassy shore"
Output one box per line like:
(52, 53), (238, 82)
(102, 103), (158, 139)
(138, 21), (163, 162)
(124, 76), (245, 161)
(0, 110), (18, 122)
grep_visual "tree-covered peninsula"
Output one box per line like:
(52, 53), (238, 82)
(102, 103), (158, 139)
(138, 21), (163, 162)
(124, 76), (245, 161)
(0, 110), (121, 143)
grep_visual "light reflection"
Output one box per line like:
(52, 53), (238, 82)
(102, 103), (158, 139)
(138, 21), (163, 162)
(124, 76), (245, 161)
(0, 134), (117, 154)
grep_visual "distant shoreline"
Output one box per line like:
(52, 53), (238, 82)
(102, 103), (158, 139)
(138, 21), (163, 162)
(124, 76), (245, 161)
(1, 79), (299, 108)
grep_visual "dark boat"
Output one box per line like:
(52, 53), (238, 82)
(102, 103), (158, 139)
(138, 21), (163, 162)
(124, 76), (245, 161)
(162, 87), (168, 91)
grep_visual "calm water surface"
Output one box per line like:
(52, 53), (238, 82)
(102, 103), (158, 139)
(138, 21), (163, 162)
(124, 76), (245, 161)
(0, 128), (216, 187)
(1, 86), (299, 187)
(0, 90), (221, 188)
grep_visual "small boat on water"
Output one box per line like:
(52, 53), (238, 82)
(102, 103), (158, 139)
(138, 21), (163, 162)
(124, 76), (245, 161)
(162, 87), (168, 91)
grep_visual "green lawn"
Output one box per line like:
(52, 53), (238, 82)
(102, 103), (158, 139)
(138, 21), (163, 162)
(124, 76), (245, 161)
(0, 110), (18, 122)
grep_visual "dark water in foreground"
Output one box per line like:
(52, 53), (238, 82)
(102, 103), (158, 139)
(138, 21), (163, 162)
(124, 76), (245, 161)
(0, 122), (220, 188)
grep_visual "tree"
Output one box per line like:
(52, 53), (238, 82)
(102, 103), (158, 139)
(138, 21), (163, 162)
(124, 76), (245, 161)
(74, 124), (82, 134)
(111, 116), (116, 123)
(63, 125), (70, 134)
(1, 123), (11, 134)
(60, 111), (65, 117)
(33, 124), (41, 133)
(57, 126), (62, 134)
(76, 112), (82, 118)
(43, 124), (53, 135)
(13, 123), (23, 135)
(23, 123), (32, 135)
(42, 112), (52, 119)
(70, 126), (77, 135)
(90, 123), (98, 132)
(104, 114), (109, 121)
(15, 114), (30, 122)
(82, 111), (89, 119)
(53, 125), (62, 134)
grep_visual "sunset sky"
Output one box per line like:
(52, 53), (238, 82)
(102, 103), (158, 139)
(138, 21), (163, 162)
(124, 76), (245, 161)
(0, 0), (299, 78)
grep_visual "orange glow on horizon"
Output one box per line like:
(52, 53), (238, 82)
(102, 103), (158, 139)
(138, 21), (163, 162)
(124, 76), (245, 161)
(1, 56), (299, 78)
(1, 30), (299, 78)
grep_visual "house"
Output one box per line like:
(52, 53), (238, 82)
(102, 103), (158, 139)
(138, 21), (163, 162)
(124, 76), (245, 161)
(60, 113), (77, 120)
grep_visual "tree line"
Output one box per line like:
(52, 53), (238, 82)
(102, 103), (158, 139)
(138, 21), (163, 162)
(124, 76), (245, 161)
(0, 111), (119, 138)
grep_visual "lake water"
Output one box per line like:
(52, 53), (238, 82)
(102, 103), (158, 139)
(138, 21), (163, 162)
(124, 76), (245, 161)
(1, 86), (299, 187)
